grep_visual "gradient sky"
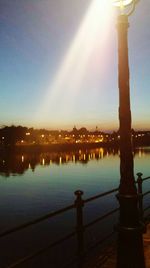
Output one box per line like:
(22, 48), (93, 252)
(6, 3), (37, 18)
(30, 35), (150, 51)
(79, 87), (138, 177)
(0, 0), (149, 131)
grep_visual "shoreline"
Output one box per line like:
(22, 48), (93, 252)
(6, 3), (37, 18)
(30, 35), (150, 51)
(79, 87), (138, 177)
(0, 142), (150, 154)
(0, 142), (118, 154)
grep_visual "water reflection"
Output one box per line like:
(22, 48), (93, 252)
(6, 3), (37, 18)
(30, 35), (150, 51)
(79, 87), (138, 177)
(0, 147), (149, 177)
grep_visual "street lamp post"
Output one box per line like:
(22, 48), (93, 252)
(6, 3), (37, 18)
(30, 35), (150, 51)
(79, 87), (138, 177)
(113, 0), (146, 267)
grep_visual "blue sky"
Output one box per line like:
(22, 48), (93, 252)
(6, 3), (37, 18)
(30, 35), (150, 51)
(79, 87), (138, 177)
(0, 0), (150, 131)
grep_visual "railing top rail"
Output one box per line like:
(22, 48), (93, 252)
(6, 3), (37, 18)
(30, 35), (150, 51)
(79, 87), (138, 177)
(84, 188), (118, 204)
(1, 172), (150, 268)
(0, 203), (75, 238)
(0, 186), (119, 238)
(1, 174), (148, 240)
(6, 231), (76, 268)
(136, 173), (150, 182)
(143, 190), (150, 197)
(142, 176), (150, 182)
(84, 207), (119, 229)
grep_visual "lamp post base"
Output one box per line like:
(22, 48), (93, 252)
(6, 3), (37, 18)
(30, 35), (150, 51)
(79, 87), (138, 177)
(116, 194), (145, 268)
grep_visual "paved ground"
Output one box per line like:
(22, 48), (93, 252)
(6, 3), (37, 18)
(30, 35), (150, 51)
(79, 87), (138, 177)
(143, 224), (150, 268)
(85, 224), (150, 268)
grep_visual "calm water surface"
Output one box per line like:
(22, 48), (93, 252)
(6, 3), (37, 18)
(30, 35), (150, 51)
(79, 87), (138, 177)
(0, 147), (150, 230)
(0, 147), (150, 267)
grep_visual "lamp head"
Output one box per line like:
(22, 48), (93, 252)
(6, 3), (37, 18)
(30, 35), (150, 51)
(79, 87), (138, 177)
(112, 0), (139, 16)
(113, 0), (134, 8)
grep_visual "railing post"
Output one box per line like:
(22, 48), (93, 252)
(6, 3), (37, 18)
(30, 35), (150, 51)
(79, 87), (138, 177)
(74, 190), (84, 268)
(137, 172), (144, 222)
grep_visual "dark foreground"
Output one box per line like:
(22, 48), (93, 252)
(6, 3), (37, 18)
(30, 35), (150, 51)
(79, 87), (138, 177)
(85, 224), (150, 268)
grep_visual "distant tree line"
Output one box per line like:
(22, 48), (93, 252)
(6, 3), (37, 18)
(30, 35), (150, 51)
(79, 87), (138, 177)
(0, 125), (150, 147)
(0, 126), (28, 146)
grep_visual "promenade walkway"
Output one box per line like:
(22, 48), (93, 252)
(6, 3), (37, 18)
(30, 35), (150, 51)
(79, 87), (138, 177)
(144, 224), (150, 268)
(85, 224), (150, 268)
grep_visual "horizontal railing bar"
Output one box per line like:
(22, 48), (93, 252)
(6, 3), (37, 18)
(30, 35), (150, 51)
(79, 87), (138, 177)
(0, 173), (149, 268)
(143, 190), (150, 197)
(142, 176), (150, 182)
(6, 231), (76, 268)
(135, 176), (150, 184)
(0, 187), (119, 239)
(0, 204), (75, 238)
(143, 205), (150, 212)
(84, 188), (118, 203)
(86, 231), (116, 252)
(144, 214), (150, 225)
(84, 208), (119, 229)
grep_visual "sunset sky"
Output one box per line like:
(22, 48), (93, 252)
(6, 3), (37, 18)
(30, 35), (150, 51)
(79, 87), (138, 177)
(0, 0), (149, 131)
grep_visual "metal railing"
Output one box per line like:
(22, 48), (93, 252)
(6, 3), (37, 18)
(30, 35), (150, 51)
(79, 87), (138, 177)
(137, 173), (150, 224)
(0, 173), (150, 268)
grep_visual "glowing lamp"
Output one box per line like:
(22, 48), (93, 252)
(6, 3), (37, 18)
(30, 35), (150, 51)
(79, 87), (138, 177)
(113, 0), (139, 16)
(113, 0), (133, 7)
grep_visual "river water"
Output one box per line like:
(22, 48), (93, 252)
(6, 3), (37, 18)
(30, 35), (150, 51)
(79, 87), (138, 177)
(0, 146), (150, 267)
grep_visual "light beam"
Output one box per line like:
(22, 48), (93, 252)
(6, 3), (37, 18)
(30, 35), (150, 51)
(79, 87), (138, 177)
(35, 0), (114, 127)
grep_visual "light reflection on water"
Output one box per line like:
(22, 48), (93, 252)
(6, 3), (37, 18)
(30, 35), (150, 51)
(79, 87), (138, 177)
(0, 147), (150, 267)
(0, 147), (150, 230)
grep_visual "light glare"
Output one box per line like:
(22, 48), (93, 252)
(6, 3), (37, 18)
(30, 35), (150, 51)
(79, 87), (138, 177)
(35, 0), (114, 126)
(113, 0), (133, 7)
